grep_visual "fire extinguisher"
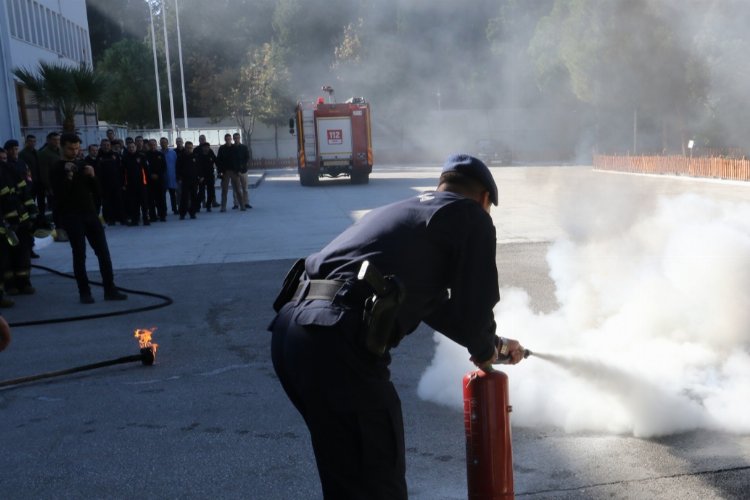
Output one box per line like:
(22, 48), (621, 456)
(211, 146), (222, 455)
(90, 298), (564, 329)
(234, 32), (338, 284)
(463, 369), (514, 500)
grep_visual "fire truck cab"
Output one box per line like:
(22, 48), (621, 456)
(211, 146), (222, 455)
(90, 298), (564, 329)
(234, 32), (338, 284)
(289, 87), (373, 186)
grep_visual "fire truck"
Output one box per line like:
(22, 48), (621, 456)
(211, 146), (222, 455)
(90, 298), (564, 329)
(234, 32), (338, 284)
(289, 86), (373, 186)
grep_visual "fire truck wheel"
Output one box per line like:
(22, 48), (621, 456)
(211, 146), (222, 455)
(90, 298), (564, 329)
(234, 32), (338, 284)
(299, 170), (319, 186)
(351, 172), (369, 185)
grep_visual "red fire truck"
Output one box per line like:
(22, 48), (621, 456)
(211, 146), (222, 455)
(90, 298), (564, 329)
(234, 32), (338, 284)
(290, 87), (373, 186)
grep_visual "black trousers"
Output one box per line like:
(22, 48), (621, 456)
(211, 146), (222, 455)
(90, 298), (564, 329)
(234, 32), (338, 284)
(199, 173), (216, 207)
(168, 188), (178, 213)
(148, 178), (167, 220)
(179, 180), (199, 216)
(101, 181), (126, 224)
(62, 213), (115, 296)
(271, 302), (407, 500)
(126, 185), (149, 223)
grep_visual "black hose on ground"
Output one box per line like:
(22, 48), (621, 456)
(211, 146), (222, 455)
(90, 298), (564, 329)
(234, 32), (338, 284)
(7, 263), (173, 328)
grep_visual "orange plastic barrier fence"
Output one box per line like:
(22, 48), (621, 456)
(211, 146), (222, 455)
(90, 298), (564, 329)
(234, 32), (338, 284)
(593, 155), (750, 182)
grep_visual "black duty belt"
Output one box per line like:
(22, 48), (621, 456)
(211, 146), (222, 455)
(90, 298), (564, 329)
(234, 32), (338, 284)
(291, 279), (346, 302)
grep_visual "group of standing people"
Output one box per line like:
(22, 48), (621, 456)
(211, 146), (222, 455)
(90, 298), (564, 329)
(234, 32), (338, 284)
(0, 128), (254, 306)
(88, 129), (252, 225)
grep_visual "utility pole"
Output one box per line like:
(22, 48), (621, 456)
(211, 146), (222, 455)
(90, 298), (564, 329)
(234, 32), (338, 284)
(161, 0), (176, 137)
(175, 0), (189, 129)
(148, 1), (164, 131)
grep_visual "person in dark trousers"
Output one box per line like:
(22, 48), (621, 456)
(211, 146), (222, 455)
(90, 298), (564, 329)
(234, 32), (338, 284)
(96, 138), (126, 225)
(216, 133), (241, 212)
(145, 139), (168, 221)
(160, 137), (178, 215)
(1, 141), (37, 295)
(195, 141), (218, 211)
(49, 134), (127, 304)
(38, 132), (63, 240)
(269, 154), (527, 499)
(0, 148), (20, 306)
(122, 141), (150, 226)
(18, 134), (40, 218)
(233, 132), (252, 209)
(176, 141), (200, 219)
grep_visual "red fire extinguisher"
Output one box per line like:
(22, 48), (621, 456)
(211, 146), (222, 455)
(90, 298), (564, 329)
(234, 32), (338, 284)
(463, 369), (514, 500)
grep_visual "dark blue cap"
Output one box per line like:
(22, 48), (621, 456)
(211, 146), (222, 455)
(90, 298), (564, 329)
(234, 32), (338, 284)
(441, 154), (498, 205)
(3, 139), (19, 149)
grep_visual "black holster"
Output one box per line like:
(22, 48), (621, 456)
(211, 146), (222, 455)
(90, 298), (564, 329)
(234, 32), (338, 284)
(359, 265), (405, 356)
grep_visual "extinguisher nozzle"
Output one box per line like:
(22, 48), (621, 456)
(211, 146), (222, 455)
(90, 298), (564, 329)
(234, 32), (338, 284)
(523, 349), (532, 359)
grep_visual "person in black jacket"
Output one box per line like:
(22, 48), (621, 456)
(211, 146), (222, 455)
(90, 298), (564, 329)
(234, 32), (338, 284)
(233, 132), (251, 209)
(145, 139), (168, 221)
(96, 139), (127, 225)
(50, 134), (126, 304)
(176, 141), (200, 219)
(269, 154), (527, 499)
(1, 141), (37, 295)
(216, 134), (241, 212)
(122, 141), (150, 226)
(195, 141), (218, 212)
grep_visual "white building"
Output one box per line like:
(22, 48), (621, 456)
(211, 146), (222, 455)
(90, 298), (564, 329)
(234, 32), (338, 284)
(0, 0), (94, 142)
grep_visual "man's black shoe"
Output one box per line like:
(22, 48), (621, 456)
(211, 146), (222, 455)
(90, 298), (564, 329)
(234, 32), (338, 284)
(232, 205), (238, 210)
(104, 290), (127, 301)
(80, 294), (95, 304)
(30, 250), (40, 259)
(244, 204), (252, 209)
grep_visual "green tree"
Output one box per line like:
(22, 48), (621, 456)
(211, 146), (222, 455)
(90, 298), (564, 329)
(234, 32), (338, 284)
(205, 43), (292, 156)
(530, 0), (709, 153)
(13, 62), (107, 133)
(94, 39), (159, 128)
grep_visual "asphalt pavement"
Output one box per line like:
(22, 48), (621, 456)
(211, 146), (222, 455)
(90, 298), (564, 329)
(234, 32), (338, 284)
(1, 165), (748, 499)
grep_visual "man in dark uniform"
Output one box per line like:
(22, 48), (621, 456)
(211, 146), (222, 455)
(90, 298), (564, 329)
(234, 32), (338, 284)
(1, 141), (37, 296)
(233, 132), (251, 209)
(96, 139), (126, 225)
(83, 144), (99, 167)
(195, 141), (217, 211)
(18, 135), (40, 219)
(270, 154), (527, 499)
(145, 139), (168, 221)
(176, 141), (200, 219)
(216, 133), (241, 212)
(38, 132), (63, 240)
(122, 141), (150, 226)
(50, 134), (127, 304)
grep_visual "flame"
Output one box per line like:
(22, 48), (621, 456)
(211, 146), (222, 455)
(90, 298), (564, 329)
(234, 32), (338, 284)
(134, 328), (158, 352)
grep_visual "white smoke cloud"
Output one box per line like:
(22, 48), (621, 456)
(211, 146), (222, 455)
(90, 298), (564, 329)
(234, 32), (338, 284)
(418, 193), (750, 437)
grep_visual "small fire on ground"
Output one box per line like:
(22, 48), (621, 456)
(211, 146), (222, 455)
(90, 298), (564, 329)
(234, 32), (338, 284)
(134, 328), (158, 365)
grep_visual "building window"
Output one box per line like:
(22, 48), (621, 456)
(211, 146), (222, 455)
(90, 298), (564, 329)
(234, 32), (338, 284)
(66, 19), (73, 58)
(32, 1), (42, 47)
(29, 1), (37, 44)
(21, 0), (31, 43)
(7, 1), (17, 37)
(39, 4), (48, 49)
(54, 12), (62, 54)
(44, 7), (55, 51)
(12, 0), (24, 39)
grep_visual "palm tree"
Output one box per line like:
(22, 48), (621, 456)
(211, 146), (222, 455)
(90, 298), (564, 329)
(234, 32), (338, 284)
(13, 62), (106, 133)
